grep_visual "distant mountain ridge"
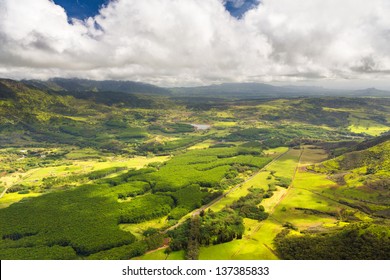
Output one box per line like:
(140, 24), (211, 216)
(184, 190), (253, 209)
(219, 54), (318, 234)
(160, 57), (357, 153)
(24, 78), (171, 95)
(3, 78), (390, 98)
(351, 87), (390, 97)
(171, 82), (390, 98)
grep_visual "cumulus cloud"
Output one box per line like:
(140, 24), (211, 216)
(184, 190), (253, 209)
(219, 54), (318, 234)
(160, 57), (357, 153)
(0, 0), (390, 87)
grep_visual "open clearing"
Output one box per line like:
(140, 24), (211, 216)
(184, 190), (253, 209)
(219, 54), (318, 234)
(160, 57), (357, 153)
(136, 249), (185, 260)
(120, 216), (169, 239)
(348, 116), (389, 136)
(0, 192), (42, 209)
(0, 155), (169, 208)
(187, 139), (215, 150)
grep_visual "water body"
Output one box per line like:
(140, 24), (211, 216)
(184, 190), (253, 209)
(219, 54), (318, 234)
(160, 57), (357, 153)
(190, 124), (211, 130)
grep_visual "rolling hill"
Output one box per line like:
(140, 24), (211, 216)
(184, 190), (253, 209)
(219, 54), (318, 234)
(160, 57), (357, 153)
(274, 138), (390, 259)
(24, 78), (170, 95)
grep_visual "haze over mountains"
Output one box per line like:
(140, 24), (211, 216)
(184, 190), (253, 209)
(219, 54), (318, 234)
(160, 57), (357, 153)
(24, 78), (170, 95)
(21, 78), (390, 98)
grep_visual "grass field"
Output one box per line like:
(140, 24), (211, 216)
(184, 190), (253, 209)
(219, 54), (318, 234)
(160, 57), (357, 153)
(76, 156), (169, 171)
(267, 148), (302, 178)
(1, 156), (169, 185)
(263, 147), (289, 157)
(0, 174), (23, 188)
(136, 248), (185, 260)
(23, 165), (81, 183)
(0, 155), (169, 208)
(214, 111), (235, 118)
(293, 170), (335, 190)
(64, 148), (103, 160)
(120, 216), (169, 239)
(271, 187), (339, 229)
(187, 140), (215, 150)
(231, 219), (282, 260)
(271, 148), (341, 230)
(299, 146), (328, 165)
(261, 187), (288, 212)
(0, 192), (42, 209)
(348, 116), (389, 136)
(213, 121), (238, 127)
(198, 219), (282, 260)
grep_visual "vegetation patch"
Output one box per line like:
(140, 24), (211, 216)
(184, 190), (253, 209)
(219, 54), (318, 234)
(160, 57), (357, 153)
(274, 223), (390, 259)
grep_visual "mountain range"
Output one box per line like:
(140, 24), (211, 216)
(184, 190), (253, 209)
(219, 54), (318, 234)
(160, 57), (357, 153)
(18, 78), (390, 98)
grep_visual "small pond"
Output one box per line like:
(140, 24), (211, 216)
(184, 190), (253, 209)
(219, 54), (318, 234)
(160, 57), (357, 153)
(190, 123), (211, 130)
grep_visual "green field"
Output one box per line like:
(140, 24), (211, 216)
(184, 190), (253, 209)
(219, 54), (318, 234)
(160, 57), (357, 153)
(199, 218), (282, 260)
(348, 116), (389, 136)
(136, 249), (185, 260)
(0, 192), (42, 209)
(120, 216), (169, 239)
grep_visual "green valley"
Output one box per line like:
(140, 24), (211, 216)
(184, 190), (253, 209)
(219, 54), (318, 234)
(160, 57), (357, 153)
(0, 78), (389, 260)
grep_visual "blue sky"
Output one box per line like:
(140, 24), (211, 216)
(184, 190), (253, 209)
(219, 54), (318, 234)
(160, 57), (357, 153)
(53, 0), (109, 19)
(224, 0), (260, 18)
(53, 0), (260, 19)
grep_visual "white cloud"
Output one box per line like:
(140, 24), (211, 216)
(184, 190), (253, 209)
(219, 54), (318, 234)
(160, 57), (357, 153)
(0, 0), (390, 87)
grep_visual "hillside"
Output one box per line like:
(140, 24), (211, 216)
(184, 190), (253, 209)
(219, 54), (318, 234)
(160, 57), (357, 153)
(316, 139), (390, 217)
(24, 78), (170, 95)
(274, 139), (390, 259)
(0, 79), (174, 148)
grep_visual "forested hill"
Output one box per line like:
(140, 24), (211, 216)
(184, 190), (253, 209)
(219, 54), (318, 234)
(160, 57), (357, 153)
(314, 138), (390, 219)
(275, 138), (390, 259)
(0, 79), (174, 110)
(24, 78), (170, 95)
(351, 133), (390, 152)
(0, 79), (174, 148)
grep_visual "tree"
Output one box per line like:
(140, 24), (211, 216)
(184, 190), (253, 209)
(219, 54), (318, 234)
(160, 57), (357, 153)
(185, 216), (200, 260)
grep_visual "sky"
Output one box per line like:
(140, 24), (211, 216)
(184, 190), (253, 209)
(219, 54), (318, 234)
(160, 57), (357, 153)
(51, 0), (260, 19)
(52, 0), (111, 20)
(1, 0), (390, 89)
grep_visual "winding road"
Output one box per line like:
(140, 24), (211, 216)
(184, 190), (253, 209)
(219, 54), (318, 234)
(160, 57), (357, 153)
(0, 186), (8, 199)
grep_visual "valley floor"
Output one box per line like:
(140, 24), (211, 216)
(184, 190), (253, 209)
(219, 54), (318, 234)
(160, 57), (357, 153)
(137, 145), (344, 260)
